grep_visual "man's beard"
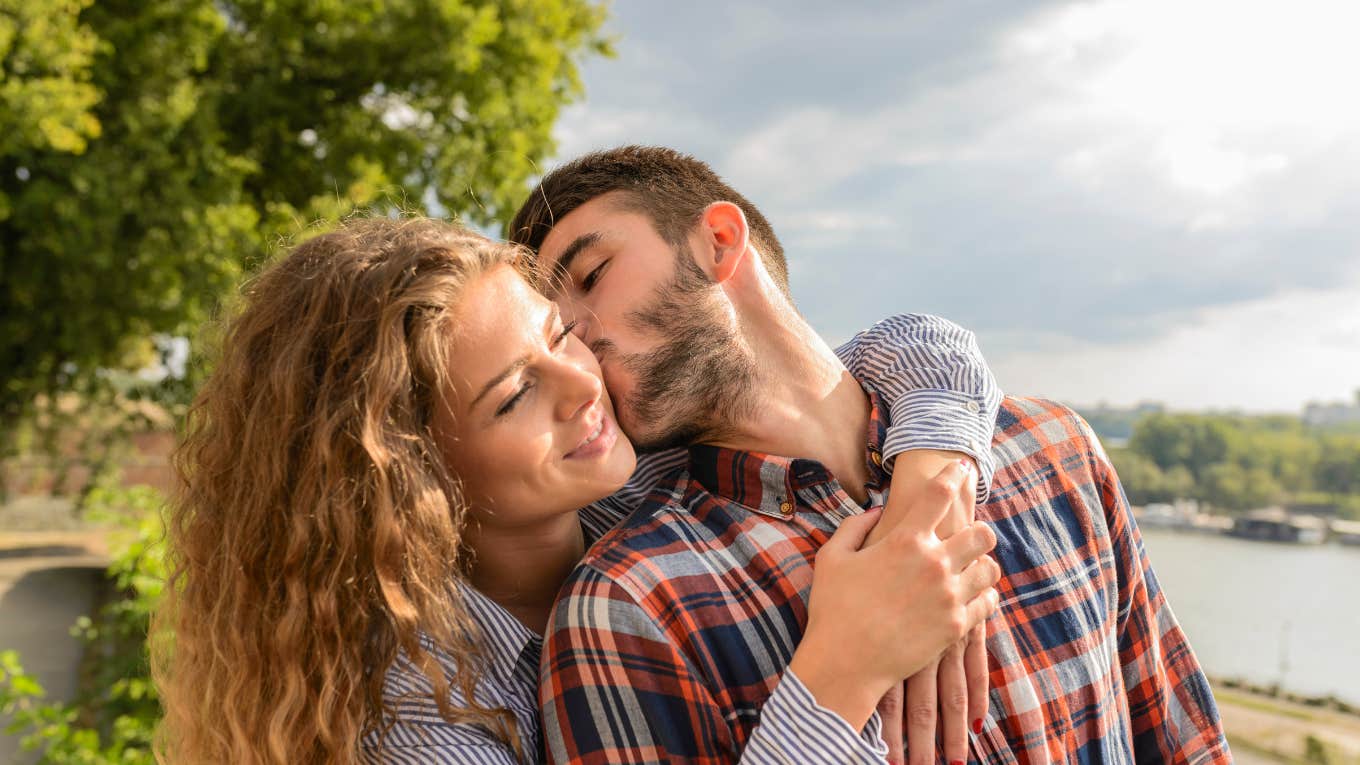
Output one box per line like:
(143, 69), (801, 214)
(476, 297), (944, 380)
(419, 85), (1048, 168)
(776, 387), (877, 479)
(614, 244), (758, 453)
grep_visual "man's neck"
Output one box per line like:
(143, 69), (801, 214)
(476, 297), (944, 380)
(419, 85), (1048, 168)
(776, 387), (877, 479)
(465, 510), (585, 635)
(706, 301), (872, 504)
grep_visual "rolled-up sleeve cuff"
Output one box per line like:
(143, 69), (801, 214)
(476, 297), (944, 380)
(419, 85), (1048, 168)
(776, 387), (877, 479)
(741, 668), (888, 764)
(883, 388), (997, 503)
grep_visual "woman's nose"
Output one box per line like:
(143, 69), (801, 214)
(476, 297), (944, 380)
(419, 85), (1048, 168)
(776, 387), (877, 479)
(554, 356), (603, 422)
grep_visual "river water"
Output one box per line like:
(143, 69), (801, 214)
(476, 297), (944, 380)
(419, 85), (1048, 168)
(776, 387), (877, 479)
(1139, 527), (1360, 705)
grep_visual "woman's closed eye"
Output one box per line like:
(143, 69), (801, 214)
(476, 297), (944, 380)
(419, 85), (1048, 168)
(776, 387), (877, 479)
(495, 381), (532, 418)
(555, 320), (579, 347)
(494, 321), (580, 418)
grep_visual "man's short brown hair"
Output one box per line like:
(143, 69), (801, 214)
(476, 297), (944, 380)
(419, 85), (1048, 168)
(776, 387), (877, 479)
(508, 146), (789, 292)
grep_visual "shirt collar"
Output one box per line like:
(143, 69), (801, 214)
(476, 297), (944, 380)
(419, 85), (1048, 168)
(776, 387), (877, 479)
(450, 579), (542, 682)
(687, 384), (891, 520)
(448, 509), (608, 679)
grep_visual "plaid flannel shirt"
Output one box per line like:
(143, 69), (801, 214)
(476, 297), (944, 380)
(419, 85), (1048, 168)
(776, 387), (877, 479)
(362, 314), (1002, 764)
(540, 396), (1231, 764)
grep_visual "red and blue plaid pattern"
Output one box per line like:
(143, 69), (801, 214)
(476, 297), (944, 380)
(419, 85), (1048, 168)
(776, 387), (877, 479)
(540, 396), (1230, 764)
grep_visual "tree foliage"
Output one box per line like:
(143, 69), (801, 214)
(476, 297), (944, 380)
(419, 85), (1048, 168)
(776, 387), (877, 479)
(2, 5), (611, 756)
(1107, 449), (1192, 506)
(1, 0), (610, 435)
(1110, 411), (1360, 515)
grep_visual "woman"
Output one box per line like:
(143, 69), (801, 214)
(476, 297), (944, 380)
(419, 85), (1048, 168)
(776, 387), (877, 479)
(153, 217), (999, 764)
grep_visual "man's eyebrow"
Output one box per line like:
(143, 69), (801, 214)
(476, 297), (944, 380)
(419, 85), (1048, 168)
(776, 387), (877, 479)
(551, 231), (603, 285)
(469, 304), (561, 410)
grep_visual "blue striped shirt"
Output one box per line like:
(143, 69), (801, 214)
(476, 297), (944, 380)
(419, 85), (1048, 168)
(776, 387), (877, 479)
(361, 313), (1001, 764)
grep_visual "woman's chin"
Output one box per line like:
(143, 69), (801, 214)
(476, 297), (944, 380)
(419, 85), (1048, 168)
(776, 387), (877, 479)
(585, 445), (639, 507)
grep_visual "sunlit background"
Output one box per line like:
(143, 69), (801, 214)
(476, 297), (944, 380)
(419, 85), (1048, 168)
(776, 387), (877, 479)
(2, 2), (1357, 763)
(549, 0), (1360, 413)
(542, 4), (1360, 762)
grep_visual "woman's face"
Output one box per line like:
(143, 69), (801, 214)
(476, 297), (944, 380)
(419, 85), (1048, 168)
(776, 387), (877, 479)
(435, 265), (637, 527)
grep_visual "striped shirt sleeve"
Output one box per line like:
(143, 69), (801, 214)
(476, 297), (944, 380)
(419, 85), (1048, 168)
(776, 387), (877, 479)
(746, 669), (890, 765)
(1084, 420), (1233, 764)
(835, 313), (1002, 502)
(362, 741), (520, 765)
(540, 565), (889, 764)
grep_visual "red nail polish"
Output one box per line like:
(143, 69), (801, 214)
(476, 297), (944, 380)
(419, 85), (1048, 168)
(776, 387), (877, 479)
(972, 718), (984, 734)
(951, 760), (964, 765)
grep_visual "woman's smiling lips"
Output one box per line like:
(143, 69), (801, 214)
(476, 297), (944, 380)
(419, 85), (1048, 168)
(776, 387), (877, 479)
(564, 408), (617, 460)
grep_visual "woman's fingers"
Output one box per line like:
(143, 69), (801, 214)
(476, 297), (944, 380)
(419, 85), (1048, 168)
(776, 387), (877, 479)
(877, 682), (906, 765)
(905, 658), (940, 765)
(937, 642), (969, 765)
(965, 623), (990, 738)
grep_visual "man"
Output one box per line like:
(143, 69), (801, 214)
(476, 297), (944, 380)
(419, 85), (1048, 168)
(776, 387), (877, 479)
(509, 146), (1230, 764)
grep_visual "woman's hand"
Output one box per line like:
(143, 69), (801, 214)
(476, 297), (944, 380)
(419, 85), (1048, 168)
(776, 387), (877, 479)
(787, 459), (1000, 735)
(869, 449), (992, 765)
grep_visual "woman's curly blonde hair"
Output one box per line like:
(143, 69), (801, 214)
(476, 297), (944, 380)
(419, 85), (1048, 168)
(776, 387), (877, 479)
(153, 217), (527, 763)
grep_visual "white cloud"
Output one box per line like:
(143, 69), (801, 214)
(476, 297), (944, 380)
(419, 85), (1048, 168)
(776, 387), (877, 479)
(719, 0), (1360, 230)
(988, 280), (1360, 411)
(555, 0), (1360, 410)
(999, 0), (1360, 211)
(552, 106), (678, 163)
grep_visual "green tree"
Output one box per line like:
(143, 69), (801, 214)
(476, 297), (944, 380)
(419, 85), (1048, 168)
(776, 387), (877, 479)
(1, 0), (610, 441)
(0, 0), (102, 159)
(1121, 409), (1360, 515)
(1109, 447), (1196, 505)
(1109, 448), (1166, 504)
(1315, 437), (1360, 499)
(1201, 462), (1284, 512)
(1128, 413), (1231, 481)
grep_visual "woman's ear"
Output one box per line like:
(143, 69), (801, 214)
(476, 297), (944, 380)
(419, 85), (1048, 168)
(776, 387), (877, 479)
(700, 201), (750, 283)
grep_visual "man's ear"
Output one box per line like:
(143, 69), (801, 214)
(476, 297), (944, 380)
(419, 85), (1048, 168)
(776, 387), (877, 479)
(699, 201), (749, 283)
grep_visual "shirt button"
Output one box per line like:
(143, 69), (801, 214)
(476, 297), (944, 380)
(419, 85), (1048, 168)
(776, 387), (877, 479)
(779, 501), (794, 516)
(966, 400), (981, 413)
(870, 450), (883, 467)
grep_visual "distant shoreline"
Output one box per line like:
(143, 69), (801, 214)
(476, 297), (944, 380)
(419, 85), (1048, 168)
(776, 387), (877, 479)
(1212, 675), (1359, 718)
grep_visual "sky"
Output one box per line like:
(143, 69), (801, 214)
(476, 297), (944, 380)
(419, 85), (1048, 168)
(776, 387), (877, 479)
(543, 0), (1360, 413)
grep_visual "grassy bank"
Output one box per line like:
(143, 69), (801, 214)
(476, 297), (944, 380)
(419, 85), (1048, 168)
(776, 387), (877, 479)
(1215, 680), (1360, 763)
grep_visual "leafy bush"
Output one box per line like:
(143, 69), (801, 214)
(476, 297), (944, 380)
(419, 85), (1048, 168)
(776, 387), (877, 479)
(0, 486), (166, 764)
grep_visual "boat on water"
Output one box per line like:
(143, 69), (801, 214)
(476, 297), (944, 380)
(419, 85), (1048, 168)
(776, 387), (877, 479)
(1228, 508), (1328, 545)
(1332, 519), (1360, 547)
(1134, 500), (1232, 534)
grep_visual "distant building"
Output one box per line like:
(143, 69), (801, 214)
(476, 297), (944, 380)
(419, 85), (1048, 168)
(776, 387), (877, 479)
(1303, 391), (1360, 427)
(1138, 499), (1200, 529)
